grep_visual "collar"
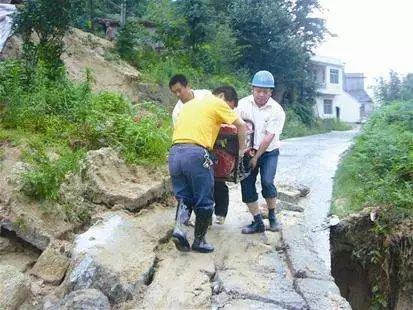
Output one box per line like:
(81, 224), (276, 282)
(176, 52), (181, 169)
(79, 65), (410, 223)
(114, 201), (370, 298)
(250, 96), (273, 110)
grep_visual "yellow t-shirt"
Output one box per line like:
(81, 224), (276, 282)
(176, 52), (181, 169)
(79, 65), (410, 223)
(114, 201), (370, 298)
(172, 95), (238, 150)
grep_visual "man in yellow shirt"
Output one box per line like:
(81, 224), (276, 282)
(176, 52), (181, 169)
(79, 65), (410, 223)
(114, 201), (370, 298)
(170, 86), (246, 253)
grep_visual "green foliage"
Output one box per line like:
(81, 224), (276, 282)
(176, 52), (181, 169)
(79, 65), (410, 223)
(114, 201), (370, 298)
(332, 101), (413, 308)
(332, 101), (413, 220)
(282, 109), (351, 139)
(0, 60), (171, 202)
(13, 0), (80, 77)
(375, 70), (413, 104)
(22, 149), (85, 200)
(175, 0), (215, 49)
(228, 0), (325, 86)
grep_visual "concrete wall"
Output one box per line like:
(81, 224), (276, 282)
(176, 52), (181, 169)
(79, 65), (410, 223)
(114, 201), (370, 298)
(314, 93), (360, 123)
(336, 92), (361, 123)
(314, 63), (344, 95)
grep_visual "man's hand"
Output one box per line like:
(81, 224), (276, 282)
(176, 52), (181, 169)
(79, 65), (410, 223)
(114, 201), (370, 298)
(249, 156), (258, 169)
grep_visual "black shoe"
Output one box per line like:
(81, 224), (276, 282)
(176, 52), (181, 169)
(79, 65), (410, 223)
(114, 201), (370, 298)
(172, 201), (191, 252)
(192, 215), (214, 253)
(241, 221), (265, 234)
(267, 218), (281, 232)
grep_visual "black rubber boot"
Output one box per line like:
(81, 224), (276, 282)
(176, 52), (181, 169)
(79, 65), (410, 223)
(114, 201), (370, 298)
(172, 201), (191, 252)
(268, 218), (281, 232)
(174, 201), (192, 226)
(192, 215), (214, 253)
(241, 221), (265, 234)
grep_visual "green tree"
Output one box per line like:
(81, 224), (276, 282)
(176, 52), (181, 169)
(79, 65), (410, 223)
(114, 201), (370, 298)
(228, 0), (325, 125)
(14, 0), (81, 78)
(374, 77), (389, 104)
(175, 0), (215, 49)
(401, 73), (413, 100)
(388, 70), (402, 101)
(228, 0), (325, 95)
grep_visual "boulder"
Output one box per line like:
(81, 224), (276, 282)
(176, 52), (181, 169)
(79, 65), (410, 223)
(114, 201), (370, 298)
(66, 207), (173, 305)
(60, 289), (110, 310)
(0, 265), (30, 309)
(71, 148), (171, 211)
(30, 243), (70, 284)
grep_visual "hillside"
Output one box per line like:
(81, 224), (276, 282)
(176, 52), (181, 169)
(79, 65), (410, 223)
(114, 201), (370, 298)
(0, 28), (175, 105)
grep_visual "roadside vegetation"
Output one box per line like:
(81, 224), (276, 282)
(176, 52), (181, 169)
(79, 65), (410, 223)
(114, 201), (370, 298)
(332, 101), (412, 218)
(332, 71), (413, 308)
(0, 61), (171, 201)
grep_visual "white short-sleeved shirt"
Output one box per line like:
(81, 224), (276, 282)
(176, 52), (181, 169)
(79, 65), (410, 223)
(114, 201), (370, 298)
(172, 89), (212, 125)
(236, 95), (285, 151)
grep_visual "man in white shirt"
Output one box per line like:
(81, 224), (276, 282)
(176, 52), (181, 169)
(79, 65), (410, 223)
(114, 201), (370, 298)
(236, 70), (286, 234)
(169, 74), (211, 126)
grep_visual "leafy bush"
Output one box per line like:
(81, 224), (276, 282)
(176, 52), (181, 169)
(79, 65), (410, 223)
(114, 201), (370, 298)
(332, 101), (413, 220)
(282, 109), (351, 139)
(0, 60), (171, 201)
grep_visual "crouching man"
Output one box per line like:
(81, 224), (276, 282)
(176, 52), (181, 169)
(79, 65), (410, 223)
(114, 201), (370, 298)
(170, 86), (246, 253)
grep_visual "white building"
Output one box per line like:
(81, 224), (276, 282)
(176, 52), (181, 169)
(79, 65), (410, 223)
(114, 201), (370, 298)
(311, 55), (372, 123)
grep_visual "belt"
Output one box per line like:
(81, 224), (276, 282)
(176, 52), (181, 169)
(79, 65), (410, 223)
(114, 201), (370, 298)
(172, 143), (209, 150)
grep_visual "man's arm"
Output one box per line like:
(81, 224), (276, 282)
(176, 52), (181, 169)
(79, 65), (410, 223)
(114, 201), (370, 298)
(232, 117), (247, 155)
(252, 132), (275, 164)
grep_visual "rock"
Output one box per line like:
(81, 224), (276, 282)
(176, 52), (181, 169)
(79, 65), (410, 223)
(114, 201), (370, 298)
(30, 244), (70, 284)
(5, 161), (31, 191)
(216, 240), (305, 309)
(136, 83), (176, 105)
(212, 291), (230, 308)
(277, 200), (304, 213)
(278, 211), (332, 280)
(65, 207), (173, 305)
(0, 236), (14, 252)
(260, 200), (303, 219)
(277, 184), (303, 204)
(139, 249), (215, 309)
(223, 299), (286, 310)
(0, 265), (30, 309)
(79, 148), (171, 211)
(59, 289), (110, 310)
(296, 278), (351, 309)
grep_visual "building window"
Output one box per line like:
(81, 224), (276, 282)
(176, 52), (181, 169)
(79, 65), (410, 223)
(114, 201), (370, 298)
(330, 69), (339, 84)
(323, 99), (333, 114)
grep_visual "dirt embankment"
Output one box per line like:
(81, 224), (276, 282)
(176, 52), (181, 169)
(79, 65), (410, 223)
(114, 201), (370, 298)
(330, 210), (413, 309)
(0, 28), (176, 106)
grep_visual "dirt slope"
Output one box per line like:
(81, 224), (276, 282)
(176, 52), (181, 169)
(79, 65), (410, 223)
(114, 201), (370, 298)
(1, 28), (175, 105)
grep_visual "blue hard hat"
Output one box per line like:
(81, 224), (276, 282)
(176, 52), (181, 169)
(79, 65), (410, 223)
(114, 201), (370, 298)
(251, 70), (275, 88)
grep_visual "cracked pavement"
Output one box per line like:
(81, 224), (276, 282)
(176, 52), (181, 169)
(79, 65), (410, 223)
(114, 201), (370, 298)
(121, 130), (357, 309)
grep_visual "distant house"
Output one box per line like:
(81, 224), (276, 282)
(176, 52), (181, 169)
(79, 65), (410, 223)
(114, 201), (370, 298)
(344, 73), (374, 119)
(311, 55), (373, 123)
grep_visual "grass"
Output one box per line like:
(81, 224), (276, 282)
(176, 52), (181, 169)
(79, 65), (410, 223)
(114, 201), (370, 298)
(332, 101), (413, 220)
(0, 60), (171, 202)
(282, 109), (352, 139)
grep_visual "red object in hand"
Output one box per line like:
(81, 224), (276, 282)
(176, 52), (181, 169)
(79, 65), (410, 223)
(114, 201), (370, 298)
(219, 124), (237, 135)
(213, 148), (236, 178)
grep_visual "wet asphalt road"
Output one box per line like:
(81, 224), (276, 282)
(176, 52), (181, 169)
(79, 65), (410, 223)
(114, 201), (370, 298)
(276, 129), (359, 267)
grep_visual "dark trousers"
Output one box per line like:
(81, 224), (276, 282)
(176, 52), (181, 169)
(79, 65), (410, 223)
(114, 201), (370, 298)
(241, 149), (279, 203)
(214, 181), (229, 217)
(168, 144), (214, 218)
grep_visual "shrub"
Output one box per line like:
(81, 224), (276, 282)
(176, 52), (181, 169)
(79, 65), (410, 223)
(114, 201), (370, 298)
(332, 101), (413, 220)
(0, 60), (171, 201)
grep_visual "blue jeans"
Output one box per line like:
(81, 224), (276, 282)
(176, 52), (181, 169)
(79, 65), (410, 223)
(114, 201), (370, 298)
(168, 144), (214, 217)
(241, 149), (279, 203)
